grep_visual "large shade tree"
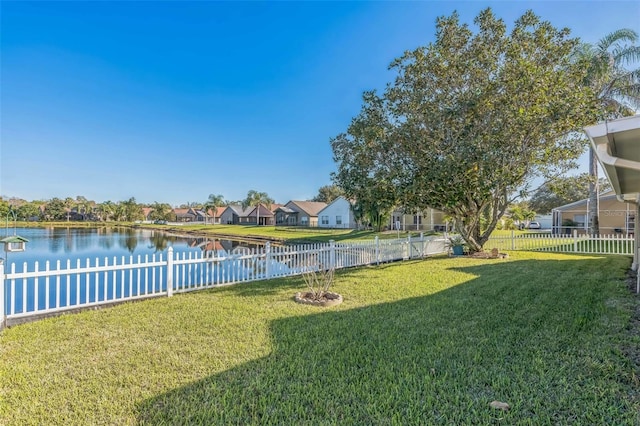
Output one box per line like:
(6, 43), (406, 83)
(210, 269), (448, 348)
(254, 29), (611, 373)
(332, 9), (596, 251)
(44, 198), (68, 221)
(575, 29), (640, 234)
(332, 92), (401, 231)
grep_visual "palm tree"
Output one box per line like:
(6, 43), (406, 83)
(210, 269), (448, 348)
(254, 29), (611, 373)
(576, 29), (640, 234)
(242, 190), (274, 226)
(204, 194), (225, 224)
(97, 201), (115, 222)
(149, 202), (172, 222)
(112, 203), (126, 222)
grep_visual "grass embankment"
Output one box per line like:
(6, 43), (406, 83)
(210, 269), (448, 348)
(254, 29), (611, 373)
(13, 221), (428, 243)
(1, 252), (638, 424)
(141, 223), (429, 243)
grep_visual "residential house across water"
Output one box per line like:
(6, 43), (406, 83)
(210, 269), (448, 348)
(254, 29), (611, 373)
(274, 201), (328, 227)
(317, 197), (357, 229)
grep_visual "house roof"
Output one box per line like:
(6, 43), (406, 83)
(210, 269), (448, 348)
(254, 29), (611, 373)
(270, 203), (284, 213)
(275, 206), (297, 214)
(551, 191), (618, 212)
(585, 115), (640, 202)
(317, 196), (352, 215)
(224, 204), (253, 217)
(248, 204), (275, 217)
(287, 201), (328, 216)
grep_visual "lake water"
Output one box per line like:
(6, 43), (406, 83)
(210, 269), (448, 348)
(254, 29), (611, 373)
(2, 227), (273, 317)
(1, 226), (264, 269)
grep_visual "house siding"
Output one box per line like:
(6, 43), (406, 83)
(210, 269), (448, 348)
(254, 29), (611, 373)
(279, 201), (327, 227)
(552, 195), (635, 235)
(220, 206), (240, 225)
(317, 197), (356, 229)
(389, 208), (448, 231)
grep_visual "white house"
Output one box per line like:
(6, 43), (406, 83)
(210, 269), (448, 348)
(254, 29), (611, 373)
(317, 197), (357, 229)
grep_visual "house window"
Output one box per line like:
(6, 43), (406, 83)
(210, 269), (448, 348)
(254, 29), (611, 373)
(336, 215), (342, 225)
(301, 217), (309, 225)
(321, 215), (329, 225)
(573, 214), (585, 227)
(413, 215), (422, 225)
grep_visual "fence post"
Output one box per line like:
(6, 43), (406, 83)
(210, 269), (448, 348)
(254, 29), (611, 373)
(375, 236), (380, 265)
(166, 247), (174, 297)
(264, 242), (271, 279)
(329, 240), (335, 270)
(0, 262), (5, 331)
(407, 234), (412, 259)
(573, 230), (578, 253)
(511, 230), (515, 251)
(420, 232), (425, 257)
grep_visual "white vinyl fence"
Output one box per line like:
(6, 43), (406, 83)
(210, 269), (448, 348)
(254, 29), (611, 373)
(486, 231), (634, 255)
(0, 235), (448, 329)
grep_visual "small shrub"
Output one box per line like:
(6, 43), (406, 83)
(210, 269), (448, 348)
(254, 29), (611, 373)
(301, 264), (335, 300)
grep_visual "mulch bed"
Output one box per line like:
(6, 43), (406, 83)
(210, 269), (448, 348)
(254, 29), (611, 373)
(294, 291), (343, 307)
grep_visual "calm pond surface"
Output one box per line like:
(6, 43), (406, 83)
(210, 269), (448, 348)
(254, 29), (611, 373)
(1, 227), (264, 268)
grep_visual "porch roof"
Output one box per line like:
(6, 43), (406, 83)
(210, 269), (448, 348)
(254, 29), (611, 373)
(584, 115), (640, 202)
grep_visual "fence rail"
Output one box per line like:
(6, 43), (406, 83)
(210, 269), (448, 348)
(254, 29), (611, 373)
(0, 235), (448, 328)
(3, 231), (633, 329)
(486, 231), (634, 255)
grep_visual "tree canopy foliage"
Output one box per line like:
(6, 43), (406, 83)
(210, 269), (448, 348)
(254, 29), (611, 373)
(574, 29), (640, 234)
(529, 175), (611, 214)
(312, 185), (344, 204)
(242, 190), (274, 209)
(331, 8), (596, 251)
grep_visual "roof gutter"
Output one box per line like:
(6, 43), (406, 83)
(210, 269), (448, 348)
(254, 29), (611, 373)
(594, 143), (640, 203)
(585, 115), (640, 204)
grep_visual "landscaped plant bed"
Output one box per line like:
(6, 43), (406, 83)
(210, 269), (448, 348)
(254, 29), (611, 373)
(294, 291), (343, 307)
(469, 248), (509, 259)
(451, 248), (508, 259)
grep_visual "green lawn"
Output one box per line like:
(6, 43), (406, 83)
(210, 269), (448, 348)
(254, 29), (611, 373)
(1, 252), (639, 425)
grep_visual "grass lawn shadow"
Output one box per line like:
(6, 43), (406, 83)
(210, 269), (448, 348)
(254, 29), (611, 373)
(137, 256), (639, 425)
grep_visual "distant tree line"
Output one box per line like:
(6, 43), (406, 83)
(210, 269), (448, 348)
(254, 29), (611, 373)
(0, 186), (343, 223)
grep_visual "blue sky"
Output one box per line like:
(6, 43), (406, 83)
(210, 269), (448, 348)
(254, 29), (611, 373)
(2, 1), (639, 206)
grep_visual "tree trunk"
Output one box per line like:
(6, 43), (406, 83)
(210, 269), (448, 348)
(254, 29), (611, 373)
(588, 146), (600, 235)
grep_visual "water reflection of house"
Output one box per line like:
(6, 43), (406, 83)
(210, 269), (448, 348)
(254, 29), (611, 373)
(199, 240), (225, 257)
(551, 193), (635, 235)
